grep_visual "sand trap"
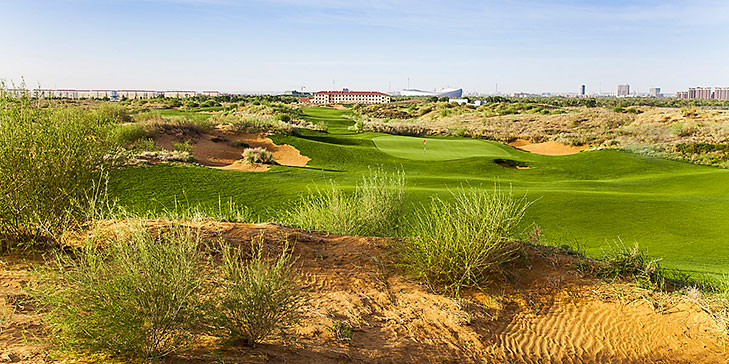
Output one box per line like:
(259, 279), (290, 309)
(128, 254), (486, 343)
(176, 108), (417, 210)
(509, 139), (588, 155)
(155, 131), (310, 171)
(497, 161), (531, 170)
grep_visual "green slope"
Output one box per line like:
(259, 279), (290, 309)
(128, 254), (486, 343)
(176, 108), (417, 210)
(109, 107), (729, 276)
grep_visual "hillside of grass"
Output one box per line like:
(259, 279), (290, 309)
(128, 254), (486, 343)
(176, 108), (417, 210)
(107, 107), (729, 276)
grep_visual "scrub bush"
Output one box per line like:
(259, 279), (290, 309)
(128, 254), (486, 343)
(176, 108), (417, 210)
(242, 147), (275, 164)
(208, 239), (304, 346)
(287, 170), (405, 236)
(398, 187), (530, 294)
(34, 222), (205, 359)
(0, 96), (113, 242)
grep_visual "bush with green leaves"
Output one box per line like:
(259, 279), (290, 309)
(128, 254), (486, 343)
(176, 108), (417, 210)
(242, 147), (275, 164)
(34, 222), (205, 359)
(286, 169), (405, 236)
(0, 96), (113, 241)
(109, 123), (149, 146)
(398, 187), (530, 294)
(209, 238), (305, 346)
(597, 241), (665, 289)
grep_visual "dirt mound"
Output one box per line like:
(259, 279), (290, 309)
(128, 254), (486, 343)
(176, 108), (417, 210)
(2, 222), (726, 363)
(509, 139), (588, 156)
(155, 131), (309, 170)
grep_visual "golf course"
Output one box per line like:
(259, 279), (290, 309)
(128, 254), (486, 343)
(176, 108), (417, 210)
(109, 107), (729, 276)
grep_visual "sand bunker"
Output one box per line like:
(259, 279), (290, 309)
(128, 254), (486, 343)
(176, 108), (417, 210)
(155, 131), (310, 172)
(509, 139), (588, 156)
(497, 161), (531, 170)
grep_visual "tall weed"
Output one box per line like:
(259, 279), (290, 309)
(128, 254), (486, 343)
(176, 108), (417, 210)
(0, 96), (113, 242)
(34, 221), (205, 359)
(208, 238), (304, 346)
(286, 169), (405, 236)
(398, 187), (530, 294)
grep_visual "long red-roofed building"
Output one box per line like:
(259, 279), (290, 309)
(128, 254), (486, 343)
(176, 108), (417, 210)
(314, 90), (390, 104)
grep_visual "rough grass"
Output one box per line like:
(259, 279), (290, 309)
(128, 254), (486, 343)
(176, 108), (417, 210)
(398, 187), (530, 294)
(286, 170), (405, 237)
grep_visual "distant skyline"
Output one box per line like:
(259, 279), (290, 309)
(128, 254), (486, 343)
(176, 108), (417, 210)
(2, 0), (728, 94)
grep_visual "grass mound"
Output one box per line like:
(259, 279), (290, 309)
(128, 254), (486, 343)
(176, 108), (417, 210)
(0, 97), (116, 243)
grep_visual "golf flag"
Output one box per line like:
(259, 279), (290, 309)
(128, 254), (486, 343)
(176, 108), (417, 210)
(423, 139), (426, 152)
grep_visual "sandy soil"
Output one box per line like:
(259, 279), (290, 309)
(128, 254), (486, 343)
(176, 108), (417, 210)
(155, 129), (310, 172)
(2, 221), (726, 363)
(509, 139), (589, 156)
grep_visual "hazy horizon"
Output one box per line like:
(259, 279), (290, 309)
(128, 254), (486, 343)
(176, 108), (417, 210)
(2, 0), (728, 94)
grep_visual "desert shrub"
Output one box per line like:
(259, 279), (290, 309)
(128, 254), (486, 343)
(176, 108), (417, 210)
(94, 103), (132, 124)
(34, 222), (205, 359)
(597, 241), (664, 289)
(287, 170), (405, 236)
(173, 140), (194, 154)
(242, 147), (275, 164)
(398, 187), (530, 294)
(275, 113), (291, 122)
(208, 238), (304, 346)
(109, 123), (148, 146)
(0, 97), (113, 241)
(229, 140), (250, 148)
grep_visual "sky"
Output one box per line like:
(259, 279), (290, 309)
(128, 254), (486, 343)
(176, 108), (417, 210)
(1, 0), (728, 94)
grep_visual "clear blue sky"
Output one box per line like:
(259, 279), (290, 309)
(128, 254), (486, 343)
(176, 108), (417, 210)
(2, 0), (728, 94)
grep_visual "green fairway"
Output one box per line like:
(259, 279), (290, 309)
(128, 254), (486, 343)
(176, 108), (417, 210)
(373, 135), (516, 161)
(109, 107), (729, 276)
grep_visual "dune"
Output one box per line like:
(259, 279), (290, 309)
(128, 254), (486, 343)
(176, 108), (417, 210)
(4, 221), (725, 363)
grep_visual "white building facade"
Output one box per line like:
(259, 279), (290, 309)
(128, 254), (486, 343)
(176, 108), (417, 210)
(313, 91), (390, 104)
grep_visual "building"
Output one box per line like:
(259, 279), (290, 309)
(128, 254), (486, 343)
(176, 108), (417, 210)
(580, 85), (586, 96)
(163, 91), (197, 98)
(687, 87), (713, 99)
(715, 88), (729, 100)
(399, 88), (463, 98)
(649, 87), (661, 98)
(201, 91), (221, 97)
(313, 91), (390, 104)
(449, 98), (469, 105)
(676, 91), (689, 99)
(617, 84), (630, 97)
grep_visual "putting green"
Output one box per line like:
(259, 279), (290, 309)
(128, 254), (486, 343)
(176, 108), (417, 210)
(373, 135), (516, 161)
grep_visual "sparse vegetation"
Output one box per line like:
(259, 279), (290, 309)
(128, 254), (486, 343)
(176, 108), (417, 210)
(242, 147), (275, 164)
(286, 169), (405, 236)
(34, 222), (205, 359)
(398, 187), (530, 294)
(208, 238), (305, 346)
(596, 242), (665, 290)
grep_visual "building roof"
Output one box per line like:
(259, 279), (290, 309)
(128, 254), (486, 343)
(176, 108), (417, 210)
(315, 91), (390, 96)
